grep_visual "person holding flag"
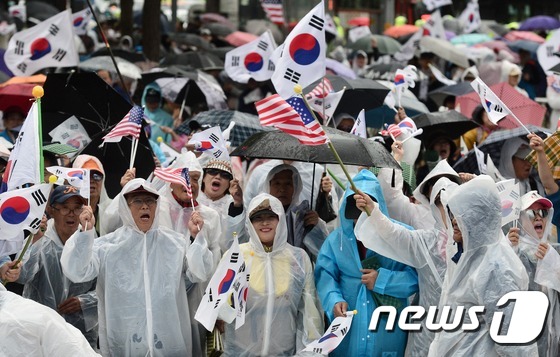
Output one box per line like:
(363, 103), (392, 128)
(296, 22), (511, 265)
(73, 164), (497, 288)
(61, 178), (213, 356)
(222, 193), (323, 356)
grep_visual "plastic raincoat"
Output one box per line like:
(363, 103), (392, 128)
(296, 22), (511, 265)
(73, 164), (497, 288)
(428, 176), (537, 357)
(141, 83), (174, 144)
(61, 179), (213, 357)
(0, 284), (100, 356)
(355, 177), (458, 356)
(498, 137), (544, 196)
(223, 193), (323, 356)
(315, 170), (419, 357)
(17, 219), (98, 346)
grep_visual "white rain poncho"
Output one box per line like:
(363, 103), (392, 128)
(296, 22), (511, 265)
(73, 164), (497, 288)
(498, 137), (544, 196)
(0, 284), (100, 356)
(428, 176), (537, 357)
(223, 193), (324, 356)
(61, 178), (213, 357)
(17, 219), (98, 346)
(355, 177), (458, 356)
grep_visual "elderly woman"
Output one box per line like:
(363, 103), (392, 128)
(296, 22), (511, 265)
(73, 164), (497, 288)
(498, 137), (544, 195)
(223, 193), (323, 356)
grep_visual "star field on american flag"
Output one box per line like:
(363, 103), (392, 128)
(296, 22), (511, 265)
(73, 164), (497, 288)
(287, 96), (314, 125)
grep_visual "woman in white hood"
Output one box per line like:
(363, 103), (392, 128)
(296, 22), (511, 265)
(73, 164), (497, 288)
(61, 179), (214, 356)
(223, 193), (323, 356)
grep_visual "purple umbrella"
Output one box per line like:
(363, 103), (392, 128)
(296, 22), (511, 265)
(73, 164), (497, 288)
(0, 49), (14, 78)
(519, 15), (560, 31)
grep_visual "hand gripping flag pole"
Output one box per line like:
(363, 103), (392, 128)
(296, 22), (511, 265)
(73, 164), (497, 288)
(295, 85), (370, 216)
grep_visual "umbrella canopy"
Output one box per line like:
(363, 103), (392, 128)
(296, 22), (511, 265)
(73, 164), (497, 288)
(89, 48), (148, 63)
(450, 33), (493, 46)
(348, 17), (370, 27)
(0, 74), (46, 87)
(205, 22), (235, 37)
(200, 13), (236, 29)
(169, 33), (212, 51)
(154, 71), (227, 110)
(507, 40), (540, 54)
(176, 110), (272, 147)
(79, 56), (142, 79)
(456, 82), (547, 128)
(412, 111), (478, 141)
(371, 34), (402, 55)
(325, 58), (356, 79)
(504, 30), (545, 44)
(231, 126), (401, 169)
(383, 24), (419, 38)
(428, 82), (474, 107)
(161, 51), (224, 70)
(364, 62), (404, 81)
(519, 15), (560, 31)
(245, 20), (284, 44)
(26, 1), (59, 23)
(365, 89), (430, 128)
(420, 36), (470, 68)
(304, 75), (391, 120)
(224, 31), (258, 47)
(443, 17), (462, 34)
(141, 65), (198, 84)
(0, 83), (35, 113)
(453, 125), (549, 174)
(0, 48), (13, 78)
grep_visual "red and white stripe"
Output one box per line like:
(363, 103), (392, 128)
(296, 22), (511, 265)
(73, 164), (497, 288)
(261, 0), (284, 25)
(306, 78), (334, 99)
(153, 167), (188, 191)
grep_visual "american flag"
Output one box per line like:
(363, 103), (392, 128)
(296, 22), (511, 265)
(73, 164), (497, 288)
(306, 78), (334, 100)
(256, 94), (329, 145)
(260, 0), (285, 26)
(153, 167), (192, 197)
(102, 106), (144, 144)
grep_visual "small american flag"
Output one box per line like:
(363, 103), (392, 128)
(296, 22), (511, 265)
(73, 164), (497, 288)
(306, 78), (334, 100)
(102, 106), (144, 144)
(256, 94), (329, 145)
(260, 0), (284, 26)
(153, 167), (193, 197)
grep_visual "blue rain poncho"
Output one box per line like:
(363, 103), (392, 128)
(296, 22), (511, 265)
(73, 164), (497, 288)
(315, 170), (419, 357)
(223, 193), (324, 356)
(61, 179), (213, 356)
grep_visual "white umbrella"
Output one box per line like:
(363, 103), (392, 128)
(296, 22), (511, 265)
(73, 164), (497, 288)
(419, 36), (470, 68)
(79, 56), (142, 80)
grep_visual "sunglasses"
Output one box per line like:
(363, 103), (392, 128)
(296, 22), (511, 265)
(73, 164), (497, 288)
(205, 168), (233, 181)
(91, 172), (104, 182)
(526, 209), (549, 220)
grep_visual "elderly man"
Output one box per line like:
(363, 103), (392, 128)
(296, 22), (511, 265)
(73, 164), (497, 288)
(61, 179), (213, 356)
(17, 185), (98, 347)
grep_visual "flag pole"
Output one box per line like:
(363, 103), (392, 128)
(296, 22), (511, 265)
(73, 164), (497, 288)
(295, 85), (370, 216)
(85, 0), (133, 104)
(33, 86), (45, 183)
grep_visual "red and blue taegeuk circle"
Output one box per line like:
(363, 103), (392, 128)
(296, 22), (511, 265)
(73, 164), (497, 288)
(30, 38), (52, 61)
(217, 269), (236, 294)
(502, 200), (513, 217)
(289, 33), (321, 66)
(67, 170), (85, 180)
(244, 52), (264, 72)
(0, 196), (30, 225)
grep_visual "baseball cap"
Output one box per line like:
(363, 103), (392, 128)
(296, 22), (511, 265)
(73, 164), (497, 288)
(521, 190), (553, 211)
(49, 185), (87, 206)
(81, 159), (104, 175)
(204, 159), (233, 176)
(124, 185), (159, 199)
(145, 88), (161, 103)
(249, 198), (277, 221)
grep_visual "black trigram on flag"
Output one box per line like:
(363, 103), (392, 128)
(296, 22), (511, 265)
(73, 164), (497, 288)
(52, 49), (67, 62)
(547, 46), (554, 57)
(31, 189), (47, 206)
(214, 298), (221, 309)
(284, 68), (301, 83)
(257, 40), (268, 52)
(313, 347), (323, 353)
(29, 217), (42, 230)
(238, 262), (246, 273)
(49, 24), (60, 36)
(231, 56), (240, 67)
(209, 133), (220, 143)
(340, 326), (348, 335)
(16, 62), (27, 74)
(331, 323), (340, 332)
(208, 288), (213, 302)
(268, 61), (275, 71)
(14, 40), (24, 56)
(309, 14), (324, 31)
(212, 149), (223, 159)
(230, 252), (239, 263)
(492, 104), (504, 113)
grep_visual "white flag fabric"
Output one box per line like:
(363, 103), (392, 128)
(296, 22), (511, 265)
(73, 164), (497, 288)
(9, 4), (26, 23)
(46, 166), (90, 200)
(188, 126), (230, 161)
(325, 13), (339, 38)
(458, 0), (481, 34)
(231, 257), (251, 329)
(195, 235), (247, 332)
(394, 65), (418, 107)
(271, 1), (326, 98)
(537, 29), (560, 73)
(2, 102), (40, 192)
(72, 8), (94, 36)
(470, 77), (510, 124)
(0, 183), (50, 242)
(496, 179), (521, 226)
(348, 26), (371, 43)
(473, 144), (487, 174)
(422, 9), (446, 40)
(428, 63), (456, 86)
(159, 141), (179, 167)
(383, 88), (397, 112)
(393, 29), (422, 62)
(350, 109), (367, 138)
(48, 115), (91, 153)
(302, 311), (356, 355)
(4, 10), (79, 76)
(307, 89), (344, 125)
(225, 30), (277, 84)
(486, 154), (506, 182)
(423, 0), (453, 11)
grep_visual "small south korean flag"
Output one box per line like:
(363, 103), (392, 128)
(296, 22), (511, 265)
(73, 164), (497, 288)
(72, 8), (94, 36)
(225, 30), (277, 84)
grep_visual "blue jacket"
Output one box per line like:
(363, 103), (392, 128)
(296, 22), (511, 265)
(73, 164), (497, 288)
(315, 170), (419, 357)
(141, 83), (174, 144)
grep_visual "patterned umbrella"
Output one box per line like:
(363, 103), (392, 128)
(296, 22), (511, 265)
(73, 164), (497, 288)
(526, 131), (560, 180)
(456, 82), (547, 129)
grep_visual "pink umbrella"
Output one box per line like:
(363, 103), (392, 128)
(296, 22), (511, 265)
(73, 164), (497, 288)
(348, 17), (370, 27)
(456, 82), (546, 129)
(504, 30), (545, 44)
(474, 41), (520, 63)
(200, 13), (236, 30)
(224, 31), (258, 47)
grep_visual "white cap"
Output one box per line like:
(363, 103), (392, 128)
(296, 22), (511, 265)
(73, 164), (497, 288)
(521, 190), (553, 211)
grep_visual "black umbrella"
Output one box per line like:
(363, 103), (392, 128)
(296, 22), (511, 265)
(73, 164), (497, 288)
(231, 126), (401, 169)
(412, 111), (478, 141)
(169, 33), (212, 51)
(161, 51), (224, 70)
(26, 1), (58, 24)
(428, 82), (474, 107)
(304, 75), (391, 120)
(90, 48), (148, 63)
(364, 63), (404, 81)
(141, 65), (198, 84)
(205, 23), (234, 37)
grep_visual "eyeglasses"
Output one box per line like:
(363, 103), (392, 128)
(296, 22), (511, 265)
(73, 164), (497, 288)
(91, 173), (104, 182)
(206, 168), (233, 181)
(127, 197), (158, 208)
(526, 209), (549, 220)
(52, 205), (84, 216)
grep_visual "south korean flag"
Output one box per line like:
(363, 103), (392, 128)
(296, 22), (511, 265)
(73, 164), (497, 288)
(225, 30), (277, 84)
(72, 8), (94, 36)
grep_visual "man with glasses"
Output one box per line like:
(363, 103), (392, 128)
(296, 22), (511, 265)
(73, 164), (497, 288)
(17, 185), (98, 348)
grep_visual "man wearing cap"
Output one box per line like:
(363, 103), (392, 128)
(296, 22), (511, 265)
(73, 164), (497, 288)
(17, 185), (98, 348)
(142, 83), (174, 144)
(61, 178), (213, 356)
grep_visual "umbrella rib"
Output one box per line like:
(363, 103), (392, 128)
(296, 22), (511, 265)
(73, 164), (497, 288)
(65, 80), (113, 131)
